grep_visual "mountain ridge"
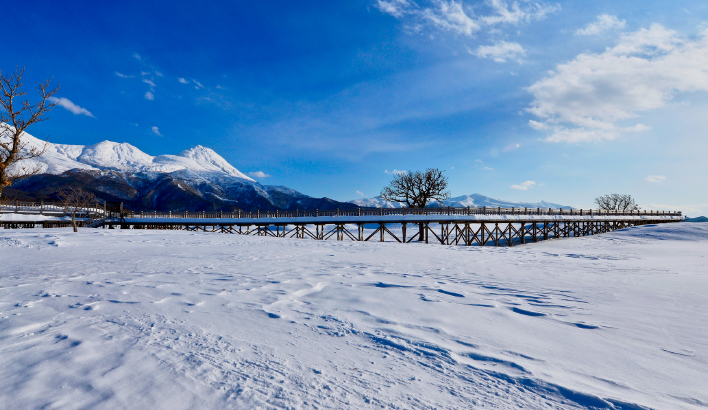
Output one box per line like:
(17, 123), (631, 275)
(349, 194), (573, 209)
(2, 127), (356, 212)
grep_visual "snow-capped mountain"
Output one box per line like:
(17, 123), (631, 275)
(2, 127), (354, 212)
(10, 129), (254, 180)
(349, 194), (573, 210)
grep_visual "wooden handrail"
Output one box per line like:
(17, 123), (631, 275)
(122, 206), (682, 219)
(0, 200), (683, 219)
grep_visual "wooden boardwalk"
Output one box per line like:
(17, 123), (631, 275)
(113, 207), (682, 247)
(1, 201), (683, 247)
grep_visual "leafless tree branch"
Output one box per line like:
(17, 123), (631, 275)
(58, 187), (96, 232)
(0, 67), (59, 197)
(594, 194), (640, 212)
(380, 168), (451, 241)
(380, 168), (451, 208)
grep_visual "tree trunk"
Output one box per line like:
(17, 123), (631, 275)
(418, 222), (425, 241)
(72, 213), (77, 233)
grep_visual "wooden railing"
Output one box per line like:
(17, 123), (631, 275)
(1, 200), (682, 220)
(0, 200), (104, 216)
(125, 206), (682, 220)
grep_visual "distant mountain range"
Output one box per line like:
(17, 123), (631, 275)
(3, 127), (574, 212)
(3, 129), (356, 212)
(683, 216), (708, 222)
(349, 194), (573, 210)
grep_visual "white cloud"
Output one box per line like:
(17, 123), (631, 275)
(528, 24), (708, 143)
(646, 175), (666, 183)
(575, 14), (626, 36)
(247, 171), (271, 178)
(544, 128), (619, 143)
(155, 71), (164, 77)
(376, 0), (558, 37)
(144, 91), (154, 100)
(528, 120), (547, 130)
(480, 0), (559, 26)
(115, 72), (133, 78)
(151, 126), (162, 136)
(141, 71), (151, 76)
(216, 85), (226, 90)
(385, 169), (407, 175)
(142, 79), (156, 88)
(375, 0), (410, 18)
(132, 52), (141, 61)
(192, 79), (204, 88)
(474, 41), (524, 62)
(511, 180), (536, 190)
(356, 190), (365, 197)
(178, 77), (189, 84)
(47, 97), (95, 118)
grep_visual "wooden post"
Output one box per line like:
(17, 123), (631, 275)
(402, 223), (407, 243)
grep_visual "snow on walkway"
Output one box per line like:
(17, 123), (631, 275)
(0, 224), (706, 409)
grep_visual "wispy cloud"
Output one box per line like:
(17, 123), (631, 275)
(376, 0), (559, 37)
(576, 14), (626, 36)
(528, 23), (708, 143)
(646, 175), (666, 183)
(356, 190), (365, 197)
(511, 180), (535, 190)
(151, 126), (162, 136)
(144, 91), (155, 100)
(142, 79), (156, 88)
(132, 52), (141, 61)
(385, 169), (407, 175)
(115, 71), (133, 79)
(178, 77), (189, 84)
(247, 171), (271, 178)
(192, 79), (204, 89)
(48, 97), (95, 118)
(474, 41), (525, 62)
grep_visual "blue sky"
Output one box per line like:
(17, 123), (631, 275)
(5, 0), (708, 214)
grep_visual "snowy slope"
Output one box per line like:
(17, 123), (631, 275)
(350, 194), (573, 209)
(1, 126), (254, 181)
(1, 223), (706, 409)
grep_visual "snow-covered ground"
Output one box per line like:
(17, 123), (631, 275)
(0, 223), (706, 409)
(0, 214), (70, 221)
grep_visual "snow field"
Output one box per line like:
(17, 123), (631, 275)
(0, 223), (706, 409)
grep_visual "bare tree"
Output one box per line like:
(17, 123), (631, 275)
(58, 187), (96, 232)
(594, 194), (640, 212)
(0, 67), (59, 198)
(381, 168), (451, 240)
